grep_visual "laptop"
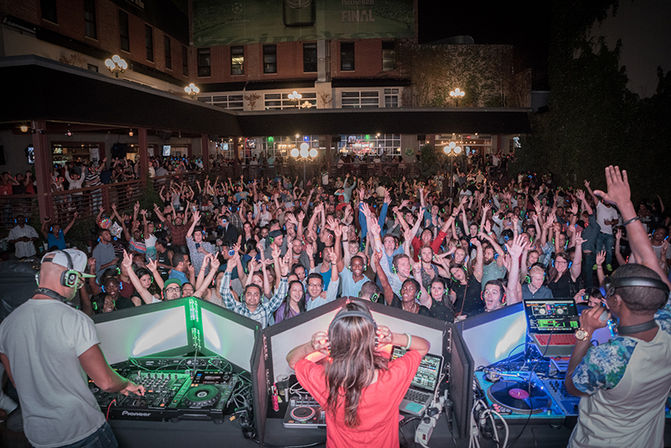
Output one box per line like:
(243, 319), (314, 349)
(391, 346), (443, 416)
(524, 299), (580, 357)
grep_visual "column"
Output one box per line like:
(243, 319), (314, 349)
(138, 127), (148, 182)
(31, 120), (53, 221)
(201, 134), (210, 170)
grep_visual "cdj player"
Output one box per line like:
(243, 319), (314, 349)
(90, 360), (242, 423)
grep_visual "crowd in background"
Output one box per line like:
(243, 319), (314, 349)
(5, 157), (669, 326)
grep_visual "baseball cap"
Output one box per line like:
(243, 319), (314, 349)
(41, 249), (95, 278)
(163, 278), (182, 290)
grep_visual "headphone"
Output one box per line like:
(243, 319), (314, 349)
(525, 264), (547, 284)
(328, 304), (378, 347)
(14, 216), (28, 225)
(481, 280), (506, 305)
(350, 255), (367, 272)
(551, 256), (572, 269)
(450, 264), (468, 282)
(101, 279), (123, 294)
(369, 292), (380, 303)
(601, 276), (670, 308)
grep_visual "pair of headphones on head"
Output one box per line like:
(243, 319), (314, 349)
(101, 279), (123, 294)
(35, 250), (85, 305)
(525, 264), (547, 284)
(481, 280), (507, 305)
(450, 264), (468, 283)
(350, 255), (367, 272)
(14, 217), (28, 225)
(328, 303), (379, 347)
(601, 275), (670, 308)
(551, 256), (572, 269)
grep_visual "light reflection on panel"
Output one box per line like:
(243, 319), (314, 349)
(96, 307), (188, 365)
(461, 309), (527, 369)
(201, 308), (255, 371)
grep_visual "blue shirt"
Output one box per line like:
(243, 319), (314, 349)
(168, 269), (188, 285)
(47, 229), (66, 250)
(339, 267), (368, 297)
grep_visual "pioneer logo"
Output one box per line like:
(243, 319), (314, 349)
(121, 410), (152, 417)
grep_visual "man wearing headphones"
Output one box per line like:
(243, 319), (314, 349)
(0, 248), (144, 447)
(565, 166), (671, 448)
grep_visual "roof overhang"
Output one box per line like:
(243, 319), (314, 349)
(0, 56), (531, 137)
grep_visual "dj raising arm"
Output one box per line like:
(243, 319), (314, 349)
(564, 166), (671, 448)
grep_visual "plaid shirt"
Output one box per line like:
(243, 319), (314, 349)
(219, 272), (288, 328)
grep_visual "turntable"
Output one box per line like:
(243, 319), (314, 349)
(474, 371), (567, 422)
(283, 396), (326, 429)
(168, 371), (238, 422)
(486, 379), (549, 415)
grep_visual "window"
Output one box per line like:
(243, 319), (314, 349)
(340, 42), (354, 71)
(164, 36), (172, 69)
(303, 42), (317, 72)
(84, 0), (97, 38)
(145, 25), (154, 61)
(341, 91), (379, 108)
(263, 45), (277, 74)
(382, 41), (395, 71)
(197, 48), (211, 77)
(231, 46), (244, 75)
(119, 10), (129, 52)
(384, 88), (399, 108)
(182, 46), (189, 75)
(41, 0), (58, 23)
(264, 92), (317, 110)
(200, 94), (244, 111)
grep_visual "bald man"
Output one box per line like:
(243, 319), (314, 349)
(0, 249), (144, 447)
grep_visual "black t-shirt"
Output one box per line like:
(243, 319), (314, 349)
(549, 271), (579, 298)
(429, 299), (455, 322)
(450, 277), (484, 318)
(390, 295), (433, 317)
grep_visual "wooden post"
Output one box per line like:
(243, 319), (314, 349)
(201, 134), (210, 170)
(31, 120), (53, 221)
(138, 127), (148, 183)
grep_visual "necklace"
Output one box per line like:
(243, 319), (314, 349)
(618, 319), (657, 335)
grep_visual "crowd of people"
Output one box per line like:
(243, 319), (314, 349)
(5, 160), (671, 322)
(1, 157), (671, 447)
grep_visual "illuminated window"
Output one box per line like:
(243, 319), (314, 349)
(231, 46), (244, 75)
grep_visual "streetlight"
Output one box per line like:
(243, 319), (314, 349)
(443, 142), (463, 197)
(449, 87), (465, 106)
(291, 141), (318, 187)
(288, 90), (302, 108)
(104, 54), (128, 77)
(184, 82), (200, 98)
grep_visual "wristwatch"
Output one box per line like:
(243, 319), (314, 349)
(575, 328), (590, 341)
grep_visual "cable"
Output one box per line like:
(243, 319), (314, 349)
(106, 398), (117, 421)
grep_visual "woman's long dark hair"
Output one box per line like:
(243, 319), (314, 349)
(326, 302), (388, 427)
(282, 281), (305, 320)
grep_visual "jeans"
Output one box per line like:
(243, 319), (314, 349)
(61, 422), (118, 448)
(596, 232), (614, 266)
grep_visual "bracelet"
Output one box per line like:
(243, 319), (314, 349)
(404, 333), (412, 350)
(622, 216), (640, 226)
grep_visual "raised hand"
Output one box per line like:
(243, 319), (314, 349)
(595, 250), (606, 265)
(507, 234), (528, 259)
(147, 258), (158, 272)
(210, 254), (221, 271)
(121, 250), (133, 271)
(592, 166), (631, 208)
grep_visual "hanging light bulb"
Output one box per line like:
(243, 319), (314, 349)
(128, 129), (134, 137)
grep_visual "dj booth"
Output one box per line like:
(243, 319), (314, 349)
(90, 297), (671, 448)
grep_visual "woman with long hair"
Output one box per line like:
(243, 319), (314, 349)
(286, 302), (430, 447)
(274, 280), (305, 323)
